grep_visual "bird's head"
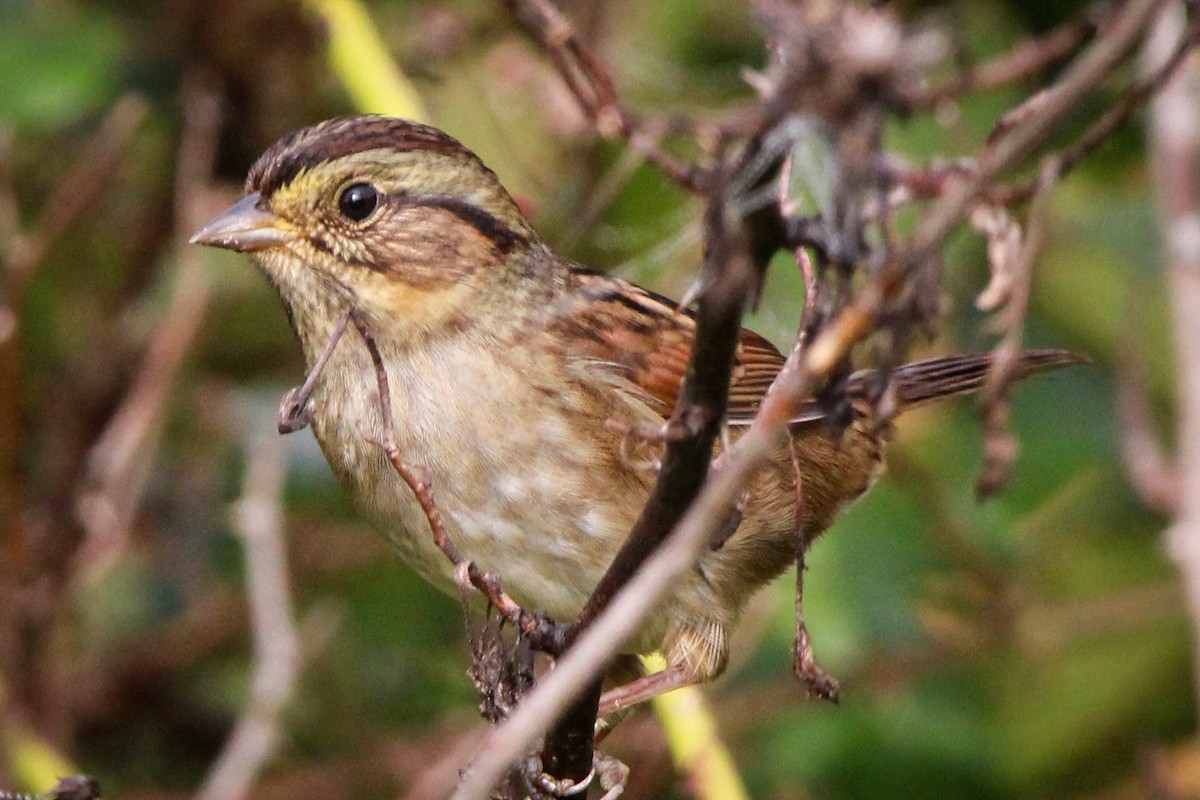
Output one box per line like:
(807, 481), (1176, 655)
(192, 115), (546, 347)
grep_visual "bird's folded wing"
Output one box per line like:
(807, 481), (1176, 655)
(556, 269), (798, 424)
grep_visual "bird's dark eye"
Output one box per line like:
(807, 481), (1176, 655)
(338, 182), (380, 222)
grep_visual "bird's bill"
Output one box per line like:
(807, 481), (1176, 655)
(190, 193), (297, 252)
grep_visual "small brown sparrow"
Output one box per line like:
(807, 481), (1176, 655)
(192, 115), (1081, 709)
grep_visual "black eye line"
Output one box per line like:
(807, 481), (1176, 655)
(310, 189), (529, 270)
(387, 192), (527, 255)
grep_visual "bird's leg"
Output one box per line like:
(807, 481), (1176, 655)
(277, 305), (352, 433)
(523, 749), (627, 800)
(597, 663), (696, 716)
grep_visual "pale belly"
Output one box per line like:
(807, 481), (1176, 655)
(307, 337), (666, 644)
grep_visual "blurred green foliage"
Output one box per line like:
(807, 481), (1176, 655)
(0, 0), (1190, 798)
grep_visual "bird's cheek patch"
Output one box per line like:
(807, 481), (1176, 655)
(357, 270), (475, 333)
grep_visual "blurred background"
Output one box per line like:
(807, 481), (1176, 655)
(0, 0), (1191, 798)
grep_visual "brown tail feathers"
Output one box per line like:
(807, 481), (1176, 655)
(852, 348), (1088, 412)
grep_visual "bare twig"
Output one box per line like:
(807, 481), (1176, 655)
(803, 0), (1166, 396)
(891, 6), (1197, 216)
(785, 249), (838, 700)
(277, 306), (352, 434)
(1143, 1), (1200, 716)
(1116, 340), (1180, 515)
(503, 0), (710, 192)
(1, 95), (147, 296)
(789, 438), (838, 701)
(74, 79), (219, 582)
(907, 4), (1105, 110)
(994, 8), (1200, 207)
(195, 433), (299, 800)
(976, 156), (1059, 496)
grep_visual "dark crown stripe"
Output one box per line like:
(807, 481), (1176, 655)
(247, 115), (475, 198)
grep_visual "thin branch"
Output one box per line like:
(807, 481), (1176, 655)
(803, 0), (1167, 392)
(1, 95), (147, 297)
(277, 307), (352, 434)
(994, 9), (1200, 206)
(785, 249), (838, 699)
(1144, 0), (1200, 717)
(503, 0), (710, 193)
(897, 2), (1195, 212)
(976, 156), (1059, 497)
(906, 4), (1106, 110)
(1116, 340), (1180, 515)
(74, 79), (219, 583)
(195, 433), (299, 800)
